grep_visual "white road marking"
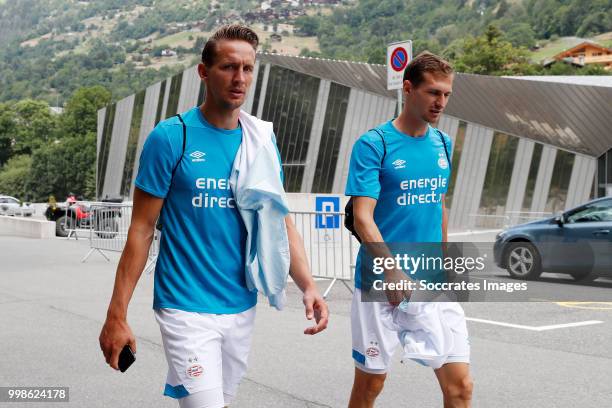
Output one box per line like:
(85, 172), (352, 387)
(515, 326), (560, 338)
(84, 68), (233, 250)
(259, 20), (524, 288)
(466, 317), (604, 331)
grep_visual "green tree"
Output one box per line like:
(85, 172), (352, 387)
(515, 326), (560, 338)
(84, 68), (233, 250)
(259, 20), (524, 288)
(0, 103), (16, 166)
(294, 15), (320, 37)
(60, 86), (111, 137)
(453, 25), (536, 75)
(29, 132), (96, 201)
(504, 23), (536, 48)
(84, 165), (96, 200)
(12, 99), (58, 155)
(0, 155), (32, 200)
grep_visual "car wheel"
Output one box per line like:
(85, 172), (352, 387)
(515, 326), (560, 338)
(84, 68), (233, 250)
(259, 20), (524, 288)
(56, 215), (74, 237)
(505, 242), (542, 280)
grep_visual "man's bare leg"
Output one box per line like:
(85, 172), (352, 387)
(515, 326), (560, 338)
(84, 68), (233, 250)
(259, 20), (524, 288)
(434, 362), (473, 408)
(348, 367), (387, 408)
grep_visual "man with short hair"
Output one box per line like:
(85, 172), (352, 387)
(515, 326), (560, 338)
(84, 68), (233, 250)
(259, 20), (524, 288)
(346, 52), (473, 408)
(99, 24), (328, 408)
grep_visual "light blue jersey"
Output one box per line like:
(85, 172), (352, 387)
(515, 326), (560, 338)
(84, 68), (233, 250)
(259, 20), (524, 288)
(136, 107), (271, 313)
(345, 120), (452, 289)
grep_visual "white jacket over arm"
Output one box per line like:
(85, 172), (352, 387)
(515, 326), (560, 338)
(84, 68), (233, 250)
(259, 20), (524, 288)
(230, 110), (290, 310)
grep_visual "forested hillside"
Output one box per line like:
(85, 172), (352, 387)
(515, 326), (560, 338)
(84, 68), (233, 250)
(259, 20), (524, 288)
(0, 0), (610, 201)
(300, 0), (612, 63)
(1, 0), (610, 105)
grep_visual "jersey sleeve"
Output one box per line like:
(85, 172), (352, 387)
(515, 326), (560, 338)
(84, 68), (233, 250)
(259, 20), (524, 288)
(134, 124), (179, 199)
(345, 133), (385, 200)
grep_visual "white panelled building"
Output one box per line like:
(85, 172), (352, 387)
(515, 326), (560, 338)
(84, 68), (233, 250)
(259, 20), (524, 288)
(97, 53), (612, 230)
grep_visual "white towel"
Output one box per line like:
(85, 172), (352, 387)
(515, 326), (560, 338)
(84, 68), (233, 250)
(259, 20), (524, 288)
(381, 300), (466, 369)
(230, 110), (290, 310)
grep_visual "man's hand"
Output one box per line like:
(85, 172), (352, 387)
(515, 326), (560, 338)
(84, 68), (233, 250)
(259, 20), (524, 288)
(99, 317), (137, 370)
(384, 268), (413, 306)
(302, 287), (329, 335)
(98, 188), (161, 371)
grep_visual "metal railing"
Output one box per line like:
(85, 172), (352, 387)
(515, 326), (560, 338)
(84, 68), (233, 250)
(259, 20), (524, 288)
(62, 201), (96, 240)
(80, 202), (159, 274)
(78, 205), (356, 298)
(289, 211), (356, 298)
(506, 211), (553, 226)
(468, 211), (553, 229)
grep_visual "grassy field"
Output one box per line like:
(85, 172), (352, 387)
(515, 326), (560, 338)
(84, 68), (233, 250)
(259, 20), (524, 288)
(529, 32), (612, 62)
(152, 25), (320, 56)
(529, 36), (586, 62)
(151, 30), (199, 48)
(593, 31), (612, 47)
(250, 23), (320, 54)
(141, 54), (199, 71)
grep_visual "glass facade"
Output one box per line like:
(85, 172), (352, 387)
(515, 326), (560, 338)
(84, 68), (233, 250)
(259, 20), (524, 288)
(165, 72), (183, 118)
(97, 103), (116, 197)
(311, 83), (350, 193)
(251, 64), (265, 115)
(261, 66), (320, 192)
(608, 149), (612, 194)
(445, 120), (466, 209)
(597, 148), (612, 198)
(120, 90), (145, 197)
(521, 143), (544, 212)
(96, 61), (602, 226)
(479, 132), (519, 216)
(545, 150), (575, 213)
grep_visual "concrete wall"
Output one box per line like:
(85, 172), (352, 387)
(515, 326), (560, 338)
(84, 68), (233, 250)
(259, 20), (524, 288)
(505, 139), (535, 214)
(0, 216), (56, 239)
(101, 95), (134, 198)
(129, 82), (162, 198)
(448, 123), (494, 228)
(565, 154), (597, 209)
(530, 146), (557, 213)
(177, 65), (200, 113)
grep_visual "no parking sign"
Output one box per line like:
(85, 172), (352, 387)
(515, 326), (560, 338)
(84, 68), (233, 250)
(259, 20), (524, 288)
(387, 40), (412, 90)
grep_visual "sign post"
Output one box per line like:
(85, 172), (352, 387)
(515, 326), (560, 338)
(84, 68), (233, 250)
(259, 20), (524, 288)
(387, 40), (412, 116)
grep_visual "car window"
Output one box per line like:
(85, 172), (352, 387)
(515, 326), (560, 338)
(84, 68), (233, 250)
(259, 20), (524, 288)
(567, 200), (612, 223)
(7, 197), (19, 204)
(0, 198), (6, 204)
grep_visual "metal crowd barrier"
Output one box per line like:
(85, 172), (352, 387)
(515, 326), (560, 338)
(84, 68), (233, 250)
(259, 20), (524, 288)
(64, 201), (96, 240)
(505, 211), (553, 226)
(468, 211), (553, 229)
(78, 204), (356, 298)
(80, 202), (159, 274)
(289, 211), (356, 298)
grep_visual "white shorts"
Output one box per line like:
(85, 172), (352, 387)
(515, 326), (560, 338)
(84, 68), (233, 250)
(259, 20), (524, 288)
(351, 288), (470, 374)
(155, 306), (256, 407)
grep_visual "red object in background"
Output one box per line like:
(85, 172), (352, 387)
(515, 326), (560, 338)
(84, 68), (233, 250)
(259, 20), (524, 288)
(67, 195), (89, 220)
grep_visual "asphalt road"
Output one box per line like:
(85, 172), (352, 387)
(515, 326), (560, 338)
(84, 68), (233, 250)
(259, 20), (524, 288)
(0, 236), (611, 407)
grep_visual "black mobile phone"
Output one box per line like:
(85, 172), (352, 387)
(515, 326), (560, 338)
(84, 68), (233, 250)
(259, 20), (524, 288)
(118, 345), (135, 372)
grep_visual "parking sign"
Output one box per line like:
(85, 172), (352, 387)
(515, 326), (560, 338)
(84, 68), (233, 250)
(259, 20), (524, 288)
(387, 40), (412, 90)
(315, 197), (340, 229)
